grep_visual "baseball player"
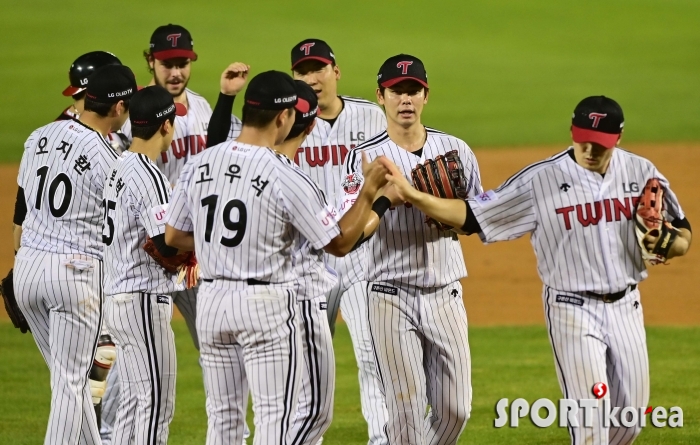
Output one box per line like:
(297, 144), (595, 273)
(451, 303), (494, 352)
(163, 70), (390, 445)
(339, 54), (482, 445)
(103, 85), (188, 445)
(101, 24), (214, 442)
(206, 63), (248, 147)
(57, 51), (130, 154)
(13, 64), (136, 445)
(380, 96), (693, 444)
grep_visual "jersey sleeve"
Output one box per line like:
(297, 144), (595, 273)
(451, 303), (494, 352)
(338, 148), (365, 216)
(653, 168), (685, 222)
(458, 140), (483, 198)
(18, 128), (41, 187)
(166, 160), (195, 232)
(136, 173), (173, 238)
(89, 142), (119, 198)
(468, 170), (537, 243)
(277, 163), (341, 250)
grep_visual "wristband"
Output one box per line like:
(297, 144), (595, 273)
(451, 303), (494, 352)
(371, 196), (391, 218)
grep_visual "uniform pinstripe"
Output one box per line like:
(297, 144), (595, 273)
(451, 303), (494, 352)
(468, 147), (685, 444)
(340, 128), (482, 445)
(102, 151), (181, 445)
(296, 96), (388, 445)
(15, 118), (118, 445)
(167, 141), (341, 445)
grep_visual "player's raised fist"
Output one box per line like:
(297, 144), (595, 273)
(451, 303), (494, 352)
(220, 62), (250, 96)
(361, 153), (389, 194)
(377, 155), (418, 202)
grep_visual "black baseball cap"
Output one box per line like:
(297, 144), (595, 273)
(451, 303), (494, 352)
(130, 86), (187, 128)
(293, 80), (319, 127)
(291, 39), (335, 69)
(244, 71), (298, 110)
(85, 65), (137, 104)
(377, 54), (428, 88)
(63, 51), (122, 97)
(150, 24), (198, 61)
(571, 96), (624, 149)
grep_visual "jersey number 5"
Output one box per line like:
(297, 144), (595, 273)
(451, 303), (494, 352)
(201, 194), (247, 247)
(35, 166), (73, 218)
(101, 199), (117, 246)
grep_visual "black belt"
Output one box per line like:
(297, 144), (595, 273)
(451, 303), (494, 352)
(202, 278), (270, 285)
(584, 284), (637, 303)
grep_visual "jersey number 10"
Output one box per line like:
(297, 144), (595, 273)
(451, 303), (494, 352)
(35, 166), (73, 218)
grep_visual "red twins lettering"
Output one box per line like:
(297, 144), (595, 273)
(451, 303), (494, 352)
(555, 197), (640, 230)
(166, 33), (182, 47)
(396, 61), (413, 75)
(300, 42), (315, 55)
(588, 112), (607, 128)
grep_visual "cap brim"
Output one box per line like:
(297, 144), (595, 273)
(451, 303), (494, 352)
(571, 126), (619, 149)
(62, 86), (85, 97)
(174, 103), (187, 116)
(380, 76), (429, 88)
(152, 49), (198, 61)
(292, 56), (334, 69)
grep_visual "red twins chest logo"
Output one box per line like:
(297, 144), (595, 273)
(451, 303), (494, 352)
(166, 33), (182, 47)
(300, 42), (315, 55)
(396, 61), (413, 75)
(342, 172), (362, 194)
(588, 112), (607, 128)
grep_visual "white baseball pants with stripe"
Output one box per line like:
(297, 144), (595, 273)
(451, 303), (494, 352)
(197, 281), (301, 445)
(104, 293), (177, 445)
(544, 286), (649, 445)
(287, 295), (336, 445)
(14, 248), (103, 445)
(367, 281), (472, 445)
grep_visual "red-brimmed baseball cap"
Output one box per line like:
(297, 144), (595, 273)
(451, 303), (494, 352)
(377, 54), (428, 89)
(571, 96), (624, 149)
(291, 39), (335, 69)
(62, 51), (122, 97)
(149, 24), (198, 61)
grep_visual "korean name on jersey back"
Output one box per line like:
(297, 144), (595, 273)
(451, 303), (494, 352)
(166, 141), (341, 284)
(18, 119), (118, 259)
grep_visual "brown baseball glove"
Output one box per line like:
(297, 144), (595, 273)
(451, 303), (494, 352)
(411, 150), (468, 230)
(143, 237), (192, 273)
(634, 178), (680, 265)
(1, 269), (31, 333)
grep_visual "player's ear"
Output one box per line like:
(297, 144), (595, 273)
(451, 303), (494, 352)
(616, 131), (623, 146)
(423, 88), (429, 104)
(333, 64), (341, 81)
(376, 88), (385, 105)
(161, 119), (173, 136)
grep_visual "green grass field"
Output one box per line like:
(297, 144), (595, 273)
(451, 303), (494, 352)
(1, 320), (698, 444)
(1, 0), (699, 162)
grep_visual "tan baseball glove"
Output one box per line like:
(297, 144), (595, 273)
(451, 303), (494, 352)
(634, 178), (681, 265)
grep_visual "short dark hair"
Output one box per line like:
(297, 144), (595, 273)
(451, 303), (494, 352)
(292, 59), (335, 76)
(83, 98), (130, 117)
(285, 122), (313, 141)
(242, 104), (292, 128)
(143, 50), (154, 74)
(72, 91), (86, 101)
(131, 115), (175, 140)
(378, 85), (429, 96)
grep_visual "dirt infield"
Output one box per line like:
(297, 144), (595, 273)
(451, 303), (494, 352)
(1, 143), (697, 325)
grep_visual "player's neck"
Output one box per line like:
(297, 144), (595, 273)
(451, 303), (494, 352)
(79, 111), (112, 137)
(236, 126), (277, 149)
(129, 138), (164, 162)
(275, 135), (306, 160)
(387, 122), (426, 152)
(319, 95), (343, 120)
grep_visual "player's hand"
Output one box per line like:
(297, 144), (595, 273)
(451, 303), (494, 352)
(220, 62), (250, 96)
(377, 156), (419, 202)
(379, 184), (404, 207)
(361, 153), (389, 195)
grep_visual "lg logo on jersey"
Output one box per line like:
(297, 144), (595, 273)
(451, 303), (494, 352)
(494, 396), (683, 429)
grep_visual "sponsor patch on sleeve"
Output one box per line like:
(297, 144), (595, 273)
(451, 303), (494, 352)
(150, 203), (169, 226)
(473, 190), (498, 207)
(316, 204), (339, 228)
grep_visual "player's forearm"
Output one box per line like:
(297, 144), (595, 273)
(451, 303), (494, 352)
(668, 228), (691, 259)
(13, 224), (22, 252)
(164, 225), (195, 252)
(326, 190), (376, 256)
(409, 192), (468, 229)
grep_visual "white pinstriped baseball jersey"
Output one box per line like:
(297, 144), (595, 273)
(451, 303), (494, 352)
(340, 128), (483, 287)
(103, 152), (183, 295)
(276, 154), (338, 300)
(58, 107), (130, 154)
(227, 114), (243, 140)
(121, 89), (212, 184)
(18, 119), (119, 259)
(469, 147), (685, 294)
(167, 141), (341, 283)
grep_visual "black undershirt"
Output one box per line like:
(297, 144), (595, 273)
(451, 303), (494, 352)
(320, 97), (345, 128)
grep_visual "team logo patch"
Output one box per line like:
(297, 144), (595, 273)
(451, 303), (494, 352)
(341, 172), (363, 194)
(157, 295), (170, 304)
(474, 190), (498, 207)
(371, 284), (398, 295)
(319, 301), (328, 311)
(150, 204), (169, 226)
(555, 294), (584, 306)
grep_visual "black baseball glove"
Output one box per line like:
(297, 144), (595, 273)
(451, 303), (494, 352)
(1, 269), (31, 333)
